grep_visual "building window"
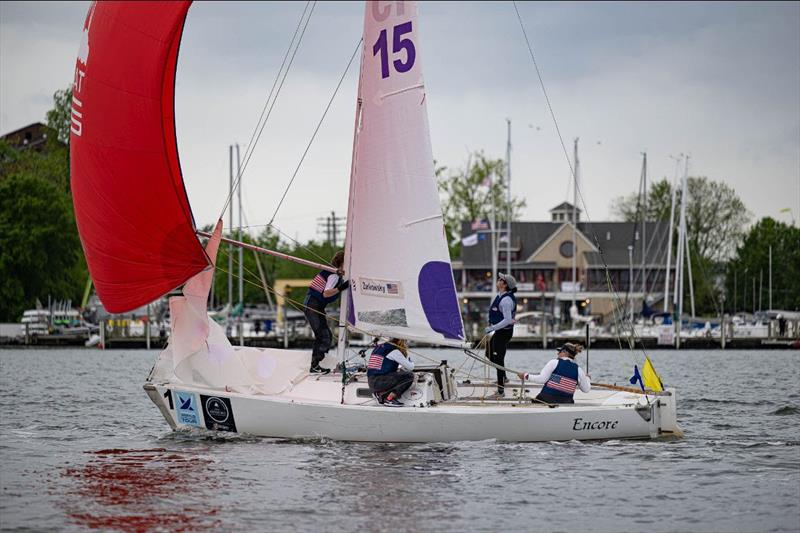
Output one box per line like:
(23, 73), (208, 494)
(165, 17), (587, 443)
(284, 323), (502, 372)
(559, 240), (574, 258)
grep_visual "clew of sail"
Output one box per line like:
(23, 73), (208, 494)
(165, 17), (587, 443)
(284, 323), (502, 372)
(343, 1), (465, 347)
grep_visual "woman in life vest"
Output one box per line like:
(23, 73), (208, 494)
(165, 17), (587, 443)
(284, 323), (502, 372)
(304, 250), (349, 374)
(485, 273), (517, 398)
(366, 338), (415, 407)
(517, 342), (591, 404)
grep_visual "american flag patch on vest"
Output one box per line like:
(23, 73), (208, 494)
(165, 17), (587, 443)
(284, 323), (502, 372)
(368, 353), (384, 369)
(546, 374), (577, 394)
(309, 273), (326, 292)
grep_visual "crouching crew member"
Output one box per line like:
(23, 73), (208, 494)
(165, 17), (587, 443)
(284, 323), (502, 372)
(304, 250), (348, 374)
(367, 339), (415, 407)
(518, 343), (591, 404)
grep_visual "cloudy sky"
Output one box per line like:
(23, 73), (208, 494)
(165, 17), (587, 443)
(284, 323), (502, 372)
(2, 1), (798, 243)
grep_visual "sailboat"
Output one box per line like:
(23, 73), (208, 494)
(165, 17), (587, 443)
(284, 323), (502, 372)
(70, 1), (679, 442)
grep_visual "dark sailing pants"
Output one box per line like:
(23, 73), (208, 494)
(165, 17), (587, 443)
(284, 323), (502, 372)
(535, 391), (575, 404)
(304, 296), (331, 368)
(368, 371), (415, 399)
(487, 328), (513, 394)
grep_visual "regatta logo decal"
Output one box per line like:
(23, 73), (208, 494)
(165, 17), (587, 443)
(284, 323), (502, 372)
(200, 395), (237, 433)
(358, 277), (403, 298)
(174, 390), (201, 427)
(572, 418), (619, 431)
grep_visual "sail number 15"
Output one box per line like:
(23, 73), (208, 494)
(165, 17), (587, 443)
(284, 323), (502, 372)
(373, 21), (416, 79)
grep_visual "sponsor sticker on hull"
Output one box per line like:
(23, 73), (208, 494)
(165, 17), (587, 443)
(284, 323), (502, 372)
(200, 395), (237, 433)
(173, 390), (201, 427)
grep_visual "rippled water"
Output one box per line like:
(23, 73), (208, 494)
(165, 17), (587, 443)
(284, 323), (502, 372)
(1, 348), (798, 532)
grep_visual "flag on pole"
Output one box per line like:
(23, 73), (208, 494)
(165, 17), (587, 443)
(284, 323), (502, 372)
(461, 233), (479, 247)
(630, 365), (644, 391)
(642, 356), (664, 391)
(471, 219), (490, 230)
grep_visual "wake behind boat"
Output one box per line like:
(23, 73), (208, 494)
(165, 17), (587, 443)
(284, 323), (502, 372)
(70, 1), (680, 443)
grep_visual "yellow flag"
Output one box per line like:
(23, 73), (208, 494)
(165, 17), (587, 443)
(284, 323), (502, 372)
(642, 356), (664, 392)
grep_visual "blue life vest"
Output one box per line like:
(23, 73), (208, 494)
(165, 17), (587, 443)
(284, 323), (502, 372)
(489, 292), (517, 330)
(306, 270), (339, 306)
(541, 358), (580, 398)
(367, 343), (400, 377)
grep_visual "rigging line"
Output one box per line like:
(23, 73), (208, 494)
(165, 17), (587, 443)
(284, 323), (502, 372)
(512, 1), (575, 180)
(215, 259), (488, 380)
(513, 1), (652, 362)
(266, 222), (332, 265)
(238, 1), (311, 183)
(214, 248), (472, 374)
(220, 1), (317, 218)
(267, 36), (364, 226)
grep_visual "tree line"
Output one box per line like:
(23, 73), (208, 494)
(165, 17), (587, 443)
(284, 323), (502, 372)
(0, 88), (796, 321)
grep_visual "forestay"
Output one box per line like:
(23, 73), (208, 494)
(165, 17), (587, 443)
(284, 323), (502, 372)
(343, 1), (465, 346)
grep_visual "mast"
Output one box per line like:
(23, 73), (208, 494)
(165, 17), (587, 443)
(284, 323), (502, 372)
(491, 167), (498, 300)
(571, 138), (579, 320)
(640, 152), (647, 302)
(685, 225), (696, 319)
(506, 119), (512, 277)
(336, 38), (366, 361)
(676, 157), (689, 341)
(663, 156), (680, 312)
(237, 143), (244, 346)
(228, 145), (233, 313)
(769, 245), (772, 310)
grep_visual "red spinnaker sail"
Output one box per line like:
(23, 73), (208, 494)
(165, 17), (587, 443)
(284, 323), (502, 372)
(70, 1), (208, 313)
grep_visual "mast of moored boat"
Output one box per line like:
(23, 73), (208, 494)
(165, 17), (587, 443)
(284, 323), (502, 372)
(505, 119), (512, 277)
(663, 156), (680, 312)
(571, 138), (579, 323)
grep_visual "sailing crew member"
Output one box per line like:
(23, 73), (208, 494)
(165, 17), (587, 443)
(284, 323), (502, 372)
(485, 273), (517, 398)
(304, 250), (348, 374)
(517, 343), (591, 404)
(367, 338), (415, 407)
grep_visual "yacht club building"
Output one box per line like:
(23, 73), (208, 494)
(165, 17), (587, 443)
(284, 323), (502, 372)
(452, 203), (673, 331)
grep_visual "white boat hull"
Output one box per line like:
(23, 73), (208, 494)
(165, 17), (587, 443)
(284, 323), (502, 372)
(144, 374), (679, 443)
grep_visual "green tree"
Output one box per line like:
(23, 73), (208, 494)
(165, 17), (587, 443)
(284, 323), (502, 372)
(46, 86), (73, 145)
(437, 151), (526, 257)
(725, 218), (800, 312)
(0, 172), (85, 320)
(613, 176), (750, 263)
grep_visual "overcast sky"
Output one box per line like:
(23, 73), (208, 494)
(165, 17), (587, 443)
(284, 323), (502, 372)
(2, 1), (798, 243)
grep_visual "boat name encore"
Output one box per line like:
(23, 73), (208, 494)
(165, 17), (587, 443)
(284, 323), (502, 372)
(573, 418), (620, 431)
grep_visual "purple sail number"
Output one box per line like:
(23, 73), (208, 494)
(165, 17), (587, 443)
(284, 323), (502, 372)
(373, 21), (416, 79)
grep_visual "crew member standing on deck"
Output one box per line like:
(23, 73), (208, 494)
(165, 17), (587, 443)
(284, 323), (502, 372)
(304, 250), (348, 374)
(517, 343), (591, 404)
(485, 273), (517, 398)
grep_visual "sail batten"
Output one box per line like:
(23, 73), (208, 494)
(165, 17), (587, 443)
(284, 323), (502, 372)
(70, 1), (208, 313)
(344, 1), (465, 345)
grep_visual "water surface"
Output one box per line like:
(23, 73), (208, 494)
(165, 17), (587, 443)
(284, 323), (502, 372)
(1, 348), (798, 532)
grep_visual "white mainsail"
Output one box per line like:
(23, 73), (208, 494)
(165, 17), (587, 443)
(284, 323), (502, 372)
(342, 0), (465, 346)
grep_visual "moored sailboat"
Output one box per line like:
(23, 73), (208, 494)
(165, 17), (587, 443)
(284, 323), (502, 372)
(70, 0), (680, 442)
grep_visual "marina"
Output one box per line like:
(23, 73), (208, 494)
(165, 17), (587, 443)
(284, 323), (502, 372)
(1, 0), (798, 530)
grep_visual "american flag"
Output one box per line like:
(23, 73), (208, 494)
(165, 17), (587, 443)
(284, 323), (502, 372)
(386, 283), (398, 295)
(309, 273), (326, 292)
(471, 219), (490, 231)
(546, 374), (577, 394)
(368, 352), (384, 369)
